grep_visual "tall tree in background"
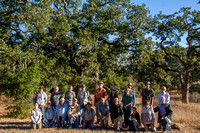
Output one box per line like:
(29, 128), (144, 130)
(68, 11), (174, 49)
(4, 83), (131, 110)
(150, 8), (200, 103)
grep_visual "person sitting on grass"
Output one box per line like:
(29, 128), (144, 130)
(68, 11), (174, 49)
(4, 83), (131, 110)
(112, 97), (123, 131)
(141, 100), (156, 132)
(68, 98), (81, 129)
(44, 101), (56, 128)
(82, 102), (96, 129)
(128, 107), (141, 131)
(98, 97), (110, 128)
(55, 98), (68, 128)
(31, 102), (42, 129)
(154, 96), (180, 132)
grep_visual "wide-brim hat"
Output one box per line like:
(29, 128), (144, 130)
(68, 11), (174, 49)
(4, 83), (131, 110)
(127, 83), (132, 86)
(60, 98), (65, 101)
(146, 81), (151, 85)
(99, 81), (104, 84)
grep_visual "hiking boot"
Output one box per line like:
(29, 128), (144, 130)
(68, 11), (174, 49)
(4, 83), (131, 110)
(171, 124), (180, 130)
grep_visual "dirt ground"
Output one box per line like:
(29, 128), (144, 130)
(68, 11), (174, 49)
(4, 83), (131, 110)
(0, 91), (200, 133)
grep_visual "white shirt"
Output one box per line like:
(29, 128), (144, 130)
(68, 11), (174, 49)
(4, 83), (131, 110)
(157, 92), (170, 105)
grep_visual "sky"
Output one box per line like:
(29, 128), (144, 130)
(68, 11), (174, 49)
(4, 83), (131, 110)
(133, 0), (199, 16)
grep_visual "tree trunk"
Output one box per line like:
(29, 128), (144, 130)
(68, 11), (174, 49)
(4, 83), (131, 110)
(182, 72), (189, 103)
(75, 68), (83, 96)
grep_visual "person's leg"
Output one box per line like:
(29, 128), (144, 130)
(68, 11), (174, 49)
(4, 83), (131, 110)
(44, 121), (49, 128)
(32, 122), (37, 129)
(162, 119), (171, 131)
(150, 123), (156, 132)
(51, 122), (56, 128)
(38, 122), (42, 129)
(100, 118), (104, 128)
(39, 105), (45, 122)
(123, 108), (127, 127)
(74, 119), (79, 128)
(82, 121), (87, 129)
(119, 115), (123, 129)
(105, 117), (108, 128)
(62, 117), (68, 128)
(69, 117), (73, 128)
(113, 117), (118, 130)
(95, 101), (100, 124)
(144, 124), (149, 131)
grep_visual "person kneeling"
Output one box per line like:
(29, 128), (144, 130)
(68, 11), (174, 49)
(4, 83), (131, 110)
(98, 98), (110, 128)
(68, 98), (81, 128)
(31, 103), (42, 129)
(154, 96), (173, 132)
(128, 107), (141, 131)
(55, 98), (69, 128)
(112, 97), (123, 131)
(141, 100), (156, 132)
(44, 101), (56, 128)
(82, 102), (95, 129)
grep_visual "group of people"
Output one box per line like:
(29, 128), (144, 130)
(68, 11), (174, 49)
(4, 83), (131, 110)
(31, 81), (179, 132)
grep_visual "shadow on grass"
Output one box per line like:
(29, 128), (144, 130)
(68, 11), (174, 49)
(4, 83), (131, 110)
(0, 122), (31, 130)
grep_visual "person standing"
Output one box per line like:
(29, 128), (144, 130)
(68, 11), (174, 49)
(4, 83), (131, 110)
(32, 86), (48, 121)
(141, 81), (155, 107)
(112, 97), (123, 131)
(94, 81), (107, 124)
(124, 83), (136, 107)
(122, 89), (132, 128)
(108, 88), (118, 124)
(157, 86), (170, 105)
(98, 98), (110, 128)
(82, 102), (96, 129)
(55, 98), (69, 128)
(65, 85), (76, 108)
(68, 98), (81, 129)
(77, 84), (92, 125)
(31, 103), (43, 129)
(50, 86), (62, 109)
(44, 101), (56, 128)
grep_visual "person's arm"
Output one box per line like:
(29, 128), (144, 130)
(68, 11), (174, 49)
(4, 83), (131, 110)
(141, 111), (144, 124)
(44, 108), (48, 122)
(32, 93), (36, 105)
(166, 104), (173, 119)
(36, 111), (42, 124)
(166, 93), (170, 104)
(31, 110), (36, 123)
(151, 97), (154, 107)
(44, 93), (48, 106)
(154, 106), (159, 112)
(74, 106), (81, 117)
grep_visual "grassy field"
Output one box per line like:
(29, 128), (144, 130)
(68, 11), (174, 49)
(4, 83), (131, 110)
(0, 91), (200, 133)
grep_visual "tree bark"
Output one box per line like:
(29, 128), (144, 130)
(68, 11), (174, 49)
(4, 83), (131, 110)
(181, 72), (189, 103)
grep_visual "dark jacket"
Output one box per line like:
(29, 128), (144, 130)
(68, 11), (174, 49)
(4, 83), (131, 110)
(112, 104), (124, 119)
(108, 92), (118, 107)
(129, 112), (141, 125)
(50, 92), (62, 107)
(154, 103), (173, 123)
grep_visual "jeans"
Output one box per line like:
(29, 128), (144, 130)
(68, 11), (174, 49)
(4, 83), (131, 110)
(161, 119), (171, 131)
(57, 116), (68, 128)
(44, 120), (55, 128)
(129, 120), (140, 131)
(82, 120), (94, 129)
(123, 108), (131, 127)
(79, 105), (85, 125)
(69, 117), (79, 128)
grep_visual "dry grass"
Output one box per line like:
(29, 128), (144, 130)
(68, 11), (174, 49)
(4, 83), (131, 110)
(0, 92), (200, 133)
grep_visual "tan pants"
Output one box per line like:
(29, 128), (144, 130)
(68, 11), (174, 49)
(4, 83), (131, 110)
(32, 122), (42, 129)
(100, 117), (108, 128)
(113, 115), (123, 129)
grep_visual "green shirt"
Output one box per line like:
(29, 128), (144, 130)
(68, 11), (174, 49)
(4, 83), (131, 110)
(122, 94), (132, 109)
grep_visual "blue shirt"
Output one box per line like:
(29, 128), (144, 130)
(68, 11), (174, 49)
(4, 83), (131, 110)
(160, 103), (166, 117)
(98, 103), (110, 116)
(122, 94), (132, 109)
